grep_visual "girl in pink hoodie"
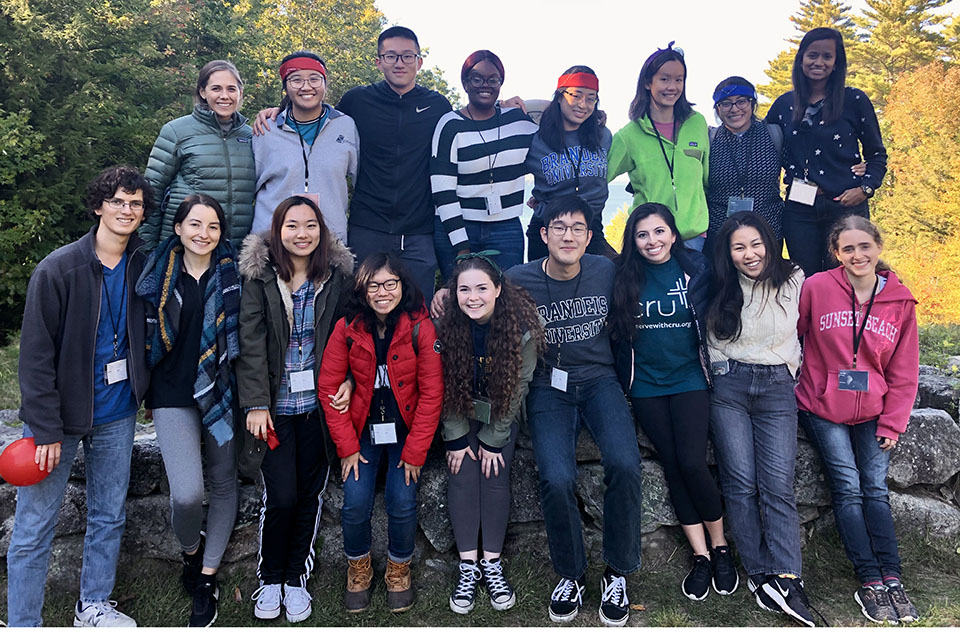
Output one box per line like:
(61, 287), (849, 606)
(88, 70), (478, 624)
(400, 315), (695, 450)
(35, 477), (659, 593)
(796, 215), (919, 625)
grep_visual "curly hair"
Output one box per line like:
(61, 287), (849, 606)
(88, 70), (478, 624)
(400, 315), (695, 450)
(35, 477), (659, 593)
(86, 165), (155, 220)
(435, 257), (545, 422)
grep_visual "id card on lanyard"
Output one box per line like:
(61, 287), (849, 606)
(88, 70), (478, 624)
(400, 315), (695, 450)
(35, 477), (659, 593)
(650, 115), (678, 211)
(543, 258), (582, 393)
(291, 108), (323, 205)
(101, 262), (128, 385)
(838, 277), (878, 392)
(724, 130), (755, 215)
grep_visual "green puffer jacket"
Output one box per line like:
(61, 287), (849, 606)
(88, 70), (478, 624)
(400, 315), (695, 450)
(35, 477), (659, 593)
(142, 105), (256, 249)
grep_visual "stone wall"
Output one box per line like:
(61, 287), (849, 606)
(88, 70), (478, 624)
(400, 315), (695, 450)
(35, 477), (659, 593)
(1, 365), (959, 588)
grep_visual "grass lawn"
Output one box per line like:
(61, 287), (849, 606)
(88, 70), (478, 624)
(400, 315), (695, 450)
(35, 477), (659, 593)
(1, 528), (958, 627)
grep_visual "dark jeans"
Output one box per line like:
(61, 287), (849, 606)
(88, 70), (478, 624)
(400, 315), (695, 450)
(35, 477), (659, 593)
(433, 217), (524, 283)
(258, 411), (329, 587)
(527, 376), (643, 579)
(349, 225), (438, 305)
(631, 390), (722, 526)
(709, 362), (802, 577)
(783, 195), (869, 277)
(800, 411), (902, 584)
(341, 426), (419, 562)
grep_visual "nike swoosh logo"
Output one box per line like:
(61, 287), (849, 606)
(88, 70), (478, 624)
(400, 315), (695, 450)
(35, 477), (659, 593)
(416, 106), (431, 113)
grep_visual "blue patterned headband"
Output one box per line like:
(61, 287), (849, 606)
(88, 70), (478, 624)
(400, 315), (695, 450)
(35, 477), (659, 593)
(713, 84), (756, 103)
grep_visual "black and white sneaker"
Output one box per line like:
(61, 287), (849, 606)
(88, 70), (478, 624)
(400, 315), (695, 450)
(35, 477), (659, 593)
(747, 576), (782, 615)
(762, 576), (816, 627)
(549, 577), (584, 623)
(598, 570), (629, 627)
(682, 554), (712, 601)
(855, 585), (898, 624)
(711, 546), (739, 595)
(480, 558), (516, 611)
(189, 575), (219, 627)
(885, 581), (919, 623)
(181, 534), (205, 596)
(449, 560), (482, 614)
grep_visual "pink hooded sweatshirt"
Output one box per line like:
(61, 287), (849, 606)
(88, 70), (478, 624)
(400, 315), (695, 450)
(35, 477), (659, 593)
(796, 266), (919, 441)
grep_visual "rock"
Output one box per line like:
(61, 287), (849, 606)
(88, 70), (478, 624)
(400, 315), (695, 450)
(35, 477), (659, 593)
(508, 447), (543, 523)
(236, 481), (262, 525)
(0, 420), (22, 454)
(55, 481), (87, 537)
(916, 373), (960, 420)
(46, 534), (85, 590)
(127, 433), (163, 496)
(918, 365), (941, 377)
(890, 490), (960, 538)
(0, 408), (20, 426)
(888, 409), (960, 489)
(575, 430), (601, 462)
(417, 454), (454, 553)
(797, 505), (820, 525)
(121, 493), (179, 560)
(640, 458), (680, 533)
(220, 522), (259, 564)
(794, 440), (832, 507)
(575, 463), (605, 524)
(946, 355), (960, 373)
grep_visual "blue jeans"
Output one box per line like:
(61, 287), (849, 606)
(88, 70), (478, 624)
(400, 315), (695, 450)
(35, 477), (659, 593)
(433, 216), (524, 283)
(341, 427), (419, 562)
(526, 376), (643, 579)
(800, 411), (902, 583)
(709, 362), (803, 577)
(349, 225), (438, 305)
(7, 415), (136, 627)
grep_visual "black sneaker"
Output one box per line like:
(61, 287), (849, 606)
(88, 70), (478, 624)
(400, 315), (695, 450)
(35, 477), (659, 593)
(549, 577), (584, 624)
(855, 585), (898, 624)
(748, 576), (782, 614)
(449, 560), (482, 614)
(762, 576), (816, 627)
(480, 558), (516, 611)
(710, 546), (739, 595)
(189, 575), (219, 628)
(885, 582), (919, 623)
(682, 555), (711, 601)
(181, 536), (205, 596)
(598, 570), (629, 627)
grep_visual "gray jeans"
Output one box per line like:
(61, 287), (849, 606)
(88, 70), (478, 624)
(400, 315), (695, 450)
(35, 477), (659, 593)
(153, 406), (238, 569)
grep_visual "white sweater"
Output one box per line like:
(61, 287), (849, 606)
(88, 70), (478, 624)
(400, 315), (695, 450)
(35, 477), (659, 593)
(708, 269), (804, 377)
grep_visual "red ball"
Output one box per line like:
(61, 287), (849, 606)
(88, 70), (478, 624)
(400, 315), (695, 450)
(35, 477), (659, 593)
(0, 437), (52, 486)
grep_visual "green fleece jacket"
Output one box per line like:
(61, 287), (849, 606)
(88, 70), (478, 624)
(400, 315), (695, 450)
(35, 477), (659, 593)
(142, 105), (256, 249)
(608, 112), (710, 240)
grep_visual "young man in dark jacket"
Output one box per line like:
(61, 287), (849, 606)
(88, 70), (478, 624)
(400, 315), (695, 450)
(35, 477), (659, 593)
(6, 166), (153, 627)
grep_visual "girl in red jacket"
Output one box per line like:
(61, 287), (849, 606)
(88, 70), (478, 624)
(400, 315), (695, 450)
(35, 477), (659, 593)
(796, 215), (919, 625)
(318, 252), (444, 615)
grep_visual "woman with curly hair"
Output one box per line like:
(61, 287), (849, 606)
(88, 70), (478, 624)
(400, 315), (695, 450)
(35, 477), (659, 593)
(434, 252), (545, 615)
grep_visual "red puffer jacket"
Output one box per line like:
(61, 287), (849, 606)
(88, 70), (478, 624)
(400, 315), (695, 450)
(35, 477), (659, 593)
(318, 307), (443, 467)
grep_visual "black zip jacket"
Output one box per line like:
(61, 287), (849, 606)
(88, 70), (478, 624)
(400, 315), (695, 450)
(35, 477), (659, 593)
(337, 81), (452, 235)
(18, 226), (149, 445)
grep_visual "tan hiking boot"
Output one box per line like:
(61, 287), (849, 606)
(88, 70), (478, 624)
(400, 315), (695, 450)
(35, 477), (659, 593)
(344, 555), (373, 613)
(385, 558), (415, 612)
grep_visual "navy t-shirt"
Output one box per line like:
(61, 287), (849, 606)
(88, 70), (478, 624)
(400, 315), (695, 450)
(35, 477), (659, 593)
(93, 254), (138, 423)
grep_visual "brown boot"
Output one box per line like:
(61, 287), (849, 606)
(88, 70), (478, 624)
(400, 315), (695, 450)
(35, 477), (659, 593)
(344, 555), (373, 613)
(385, 558), (415, 613)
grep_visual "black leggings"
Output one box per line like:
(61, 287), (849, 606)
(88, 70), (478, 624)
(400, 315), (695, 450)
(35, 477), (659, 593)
(631, 390), (722, 526)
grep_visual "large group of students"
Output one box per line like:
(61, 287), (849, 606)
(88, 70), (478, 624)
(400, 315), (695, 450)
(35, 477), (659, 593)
(6, 24), (922, 629)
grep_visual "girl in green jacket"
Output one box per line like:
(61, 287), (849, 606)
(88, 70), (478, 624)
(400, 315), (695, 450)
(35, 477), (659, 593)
(609, 43), (710, 250)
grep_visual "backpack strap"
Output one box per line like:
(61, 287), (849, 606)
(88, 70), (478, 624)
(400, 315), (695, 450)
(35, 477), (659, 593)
(766, 122), (783, 156)
(411, 320), (420, 356)
(708, 125), (718, 144)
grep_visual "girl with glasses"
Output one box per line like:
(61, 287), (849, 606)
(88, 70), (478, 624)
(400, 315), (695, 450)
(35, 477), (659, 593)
(317, 253), (444, 614)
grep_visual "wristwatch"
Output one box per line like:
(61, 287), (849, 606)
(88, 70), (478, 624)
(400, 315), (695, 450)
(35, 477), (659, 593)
(861, 184), (874, 198)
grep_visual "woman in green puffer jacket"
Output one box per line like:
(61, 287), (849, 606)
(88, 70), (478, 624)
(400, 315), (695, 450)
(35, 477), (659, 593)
(142, 60), (256, 249)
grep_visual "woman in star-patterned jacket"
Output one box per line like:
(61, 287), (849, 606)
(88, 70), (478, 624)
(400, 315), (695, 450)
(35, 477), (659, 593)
(765, 27), (886, 278)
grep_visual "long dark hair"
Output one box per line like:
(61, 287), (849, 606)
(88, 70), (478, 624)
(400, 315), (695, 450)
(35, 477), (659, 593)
(345, 253), (424, 334)
(610, 203), (682, 341)
(268, 196), (330, 284)
(435, 257), (545, 421)
(173, 193), (226, 229)
(792, 27), (847, 124)
(628, 47), (693, 124)
(706, 212), (799, 341)
(539, 65), (603, 153)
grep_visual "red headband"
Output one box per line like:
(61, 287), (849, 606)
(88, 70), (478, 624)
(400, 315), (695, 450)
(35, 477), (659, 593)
(279, 57), (327, 82)
(557, 72), (599, 91)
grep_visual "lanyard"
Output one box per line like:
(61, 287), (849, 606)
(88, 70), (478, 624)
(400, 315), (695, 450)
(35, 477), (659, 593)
(291, 285), (310, 364)
(101, 260), (127, 358)
(465, 105), (501, 184)
(561, 144), (583, 194)
(289, 107), (324, 193)
(649, 112), (678, 194)
(542, 258), (583, 368)
(723, 127), (753, 198)
(850, 276), (879, 368)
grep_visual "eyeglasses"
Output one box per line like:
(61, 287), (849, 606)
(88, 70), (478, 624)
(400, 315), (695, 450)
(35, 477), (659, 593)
(286, 75), (325, 89)
(378, 53), (420, 65)
(103, 198), (144, 213)
(366, 278), (401, 293)
(467, 74), (502, 88)
(717, 97), (751, 111)
(561, 90), (598, 107)
(548, 223), (589, 237)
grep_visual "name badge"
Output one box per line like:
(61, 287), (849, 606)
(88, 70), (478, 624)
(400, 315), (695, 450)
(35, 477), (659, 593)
(838, 370), (869, 392)
(726, 196), (754, 216)
(550, 367), (568, 392)
(103, 359), (128, 385)
(370, 421), (398, 445)
(787, 179), (818, 206)
(711, 359), (730, 376)
(289, 370), (315, 393)
(485, 191), (503, 216)
(473, 397), (492, 425)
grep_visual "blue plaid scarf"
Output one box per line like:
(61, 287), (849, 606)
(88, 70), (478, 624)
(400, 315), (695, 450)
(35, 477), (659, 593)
(136, 234), (241, 445)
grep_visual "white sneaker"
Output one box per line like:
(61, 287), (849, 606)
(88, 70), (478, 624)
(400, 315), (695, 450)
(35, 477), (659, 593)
(252, 583), (282, 620)
(283, 585), (312, 623)
(73, 600), (137, 627)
